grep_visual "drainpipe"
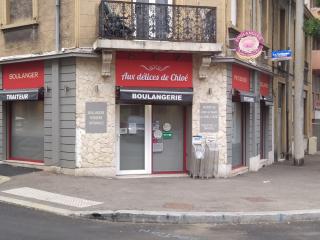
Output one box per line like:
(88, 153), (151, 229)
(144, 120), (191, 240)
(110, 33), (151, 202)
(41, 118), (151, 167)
(56, 0), (61, 51)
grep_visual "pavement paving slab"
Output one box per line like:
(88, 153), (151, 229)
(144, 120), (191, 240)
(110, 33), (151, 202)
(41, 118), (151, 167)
(0, 154), (319, 224)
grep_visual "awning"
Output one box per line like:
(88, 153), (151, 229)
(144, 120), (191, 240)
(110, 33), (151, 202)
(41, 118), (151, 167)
(117, 87), (193, 104)
(0, 88), (44, 101)
(261, 96), (274, 106)
(232, 91), (257, 103)
(211, 57), (273, 76)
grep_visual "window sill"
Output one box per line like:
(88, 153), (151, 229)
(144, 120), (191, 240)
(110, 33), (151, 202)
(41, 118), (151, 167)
(0, 20), (38, 30)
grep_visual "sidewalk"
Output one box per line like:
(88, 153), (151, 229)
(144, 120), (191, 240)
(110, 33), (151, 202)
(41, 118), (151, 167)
(0, 154), (320, 224)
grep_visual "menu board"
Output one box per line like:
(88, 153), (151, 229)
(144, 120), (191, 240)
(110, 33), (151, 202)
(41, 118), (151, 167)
(85, 102), (107, 133)
(200, 103), (219, 133)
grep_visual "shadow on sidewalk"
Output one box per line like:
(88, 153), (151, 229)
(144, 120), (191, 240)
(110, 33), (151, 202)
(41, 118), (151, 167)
(0, 164), (41, 177)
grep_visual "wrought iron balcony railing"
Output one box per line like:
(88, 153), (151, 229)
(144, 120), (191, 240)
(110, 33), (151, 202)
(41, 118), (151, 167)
(99, 0), (217, 43)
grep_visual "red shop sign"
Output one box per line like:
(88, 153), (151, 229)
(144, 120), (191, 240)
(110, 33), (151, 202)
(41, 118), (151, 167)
(116, 52), (192, 88)
(260, 74), (270, 96)
(3, 61), (44, 90)
(232, 64), (250, 92)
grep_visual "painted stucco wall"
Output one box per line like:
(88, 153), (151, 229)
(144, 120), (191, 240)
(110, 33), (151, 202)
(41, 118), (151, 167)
(0, 0), (75, 57)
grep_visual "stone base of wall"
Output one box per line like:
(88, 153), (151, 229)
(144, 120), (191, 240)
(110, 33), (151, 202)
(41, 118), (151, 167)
(308, 136), (317, 155)
(59, 167), (117, 177)
(249, 153), (275, 172)
(215, 163), (232, 178)
(267, 150), (275, 165)
(249, 155), (261, 172)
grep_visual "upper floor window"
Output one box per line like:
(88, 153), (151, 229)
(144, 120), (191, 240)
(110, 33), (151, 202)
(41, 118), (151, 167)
(231, 0), (237, 26)
(313, 38), (320, 50)
(0, 0), (38, 28)
(260, 0), (268, 42)
(279, 9), (286, 50)
(231, 0), (243, 29)
(305, 0), (311, 8)
(311, 0), (320, 7)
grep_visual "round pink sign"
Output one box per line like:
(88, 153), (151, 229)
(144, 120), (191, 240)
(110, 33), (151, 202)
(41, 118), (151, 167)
(235, 31), (264, 59)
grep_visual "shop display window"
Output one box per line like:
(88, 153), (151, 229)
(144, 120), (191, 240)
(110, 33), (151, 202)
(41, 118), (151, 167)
(10, 101), (44, 162)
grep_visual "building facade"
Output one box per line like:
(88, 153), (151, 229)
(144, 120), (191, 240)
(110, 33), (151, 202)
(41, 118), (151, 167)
(272, 0), (314, 160)
(0, 0), (314, 177)
(310, 0), (320, 152)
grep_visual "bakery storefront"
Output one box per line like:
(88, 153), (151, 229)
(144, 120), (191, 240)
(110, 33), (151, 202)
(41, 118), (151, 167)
(0, 61), (44, 163)
(116, 52), (192, 175)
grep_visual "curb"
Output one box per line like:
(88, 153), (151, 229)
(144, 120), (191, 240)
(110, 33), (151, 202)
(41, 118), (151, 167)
(77, 209), (320, 224)
(1, 195), (320, 224)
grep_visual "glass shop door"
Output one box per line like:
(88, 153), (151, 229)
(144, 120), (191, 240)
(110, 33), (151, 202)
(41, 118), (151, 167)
(118, 105), (152, 175)
(152, 105), (185, 173)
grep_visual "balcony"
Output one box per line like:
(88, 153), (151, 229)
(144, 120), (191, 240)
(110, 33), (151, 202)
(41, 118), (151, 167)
(94, 0), (222, 53)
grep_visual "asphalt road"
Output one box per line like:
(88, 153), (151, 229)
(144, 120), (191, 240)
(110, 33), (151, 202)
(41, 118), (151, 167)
(1, 202), (320, 240)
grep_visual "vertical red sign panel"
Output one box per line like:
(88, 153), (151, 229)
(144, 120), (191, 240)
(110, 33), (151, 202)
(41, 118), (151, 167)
(232, 64), (250, 92)
(116, 52), (193, 88)
(260, 74), (270, 96)
(3, 61), (44, 90)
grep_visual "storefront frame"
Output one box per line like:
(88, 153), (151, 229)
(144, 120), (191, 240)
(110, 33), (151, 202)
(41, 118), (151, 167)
(0, 61), (45, 164)
(7, 100), (44, 163)
(151, 105), (187, 174)
(116, 104), (189, 176)
(231, 101), (247, 169)
(116, 104), (152, 175)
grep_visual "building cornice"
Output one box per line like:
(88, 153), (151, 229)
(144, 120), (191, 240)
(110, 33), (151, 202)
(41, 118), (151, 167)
(0, 48), (98, 65)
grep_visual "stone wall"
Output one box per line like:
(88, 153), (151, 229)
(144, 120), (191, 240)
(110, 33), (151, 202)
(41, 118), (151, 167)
(75, 56), (116, 175)
(192, 56), (229, 176)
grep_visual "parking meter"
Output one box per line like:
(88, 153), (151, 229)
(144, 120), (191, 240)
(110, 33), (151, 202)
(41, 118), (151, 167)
(191, 135), (206, 178)
(206, 136), (217, 151)
(192, 135), (206, 160)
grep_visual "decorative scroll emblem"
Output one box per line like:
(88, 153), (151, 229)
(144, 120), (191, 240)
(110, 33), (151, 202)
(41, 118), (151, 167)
(140, 65), (170, 72)
(235, 31), (264, 60)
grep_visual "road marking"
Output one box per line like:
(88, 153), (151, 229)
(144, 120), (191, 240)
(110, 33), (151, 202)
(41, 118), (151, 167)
(0, 195), (73, 216)
(0, 176), (10, 184)
(139, 229), (199, 240)
(2, 187), (102, 208)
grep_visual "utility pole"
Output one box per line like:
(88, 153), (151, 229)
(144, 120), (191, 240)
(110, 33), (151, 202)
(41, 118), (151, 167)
(293, 0), (305, 166)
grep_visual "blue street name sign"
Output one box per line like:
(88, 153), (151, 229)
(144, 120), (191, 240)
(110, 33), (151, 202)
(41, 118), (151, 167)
(271, 50), (292, 61)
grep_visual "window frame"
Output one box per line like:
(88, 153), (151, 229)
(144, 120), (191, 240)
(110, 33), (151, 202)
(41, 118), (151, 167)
(0, 0), (38, 30)
(231, 0), (237, 26)
(8, 100), (44, 163)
